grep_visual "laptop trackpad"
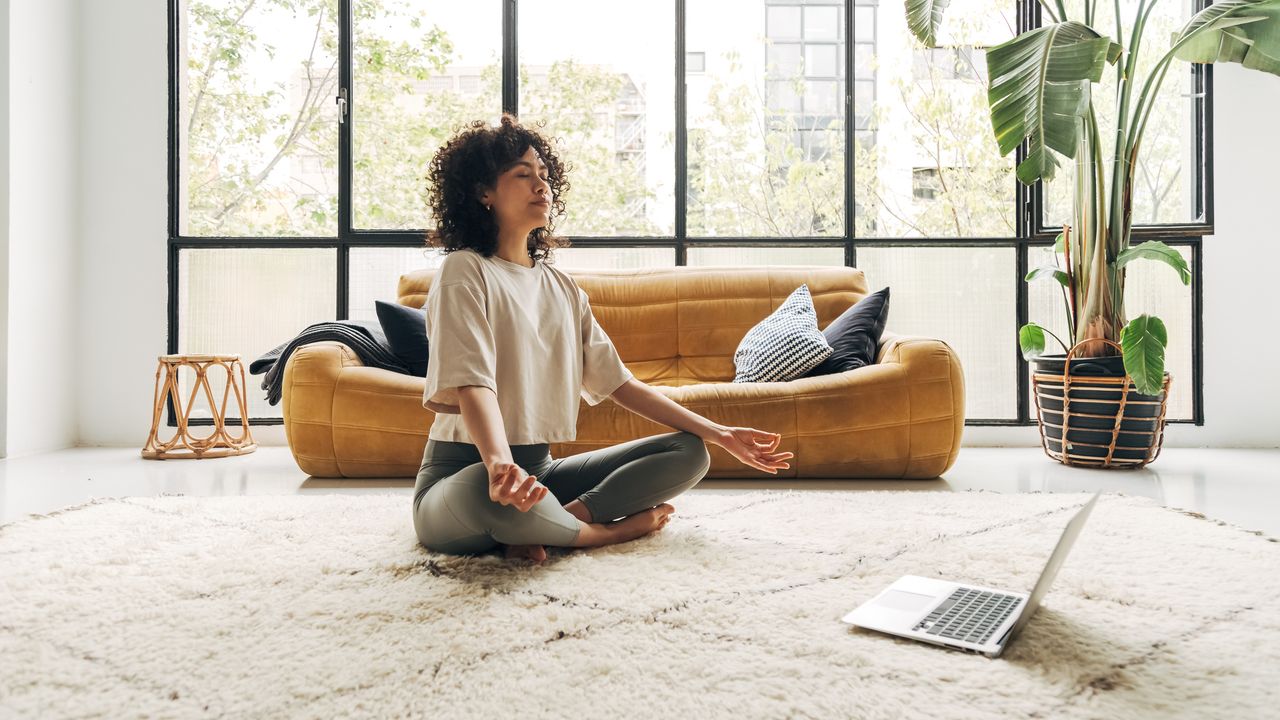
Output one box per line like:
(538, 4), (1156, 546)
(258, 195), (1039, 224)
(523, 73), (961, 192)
(877, 589), (937, 612)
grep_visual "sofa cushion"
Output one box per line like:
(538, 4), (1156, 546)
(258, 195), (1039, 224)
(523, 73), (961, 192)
(732, 283), (833, 383)
(802, 286), (891, 378)
(374, 301), (430, 377)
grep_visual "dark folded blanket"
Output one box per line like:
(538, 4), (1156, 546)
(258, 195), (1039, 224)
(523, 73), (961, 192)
(250, 320), (409, 406)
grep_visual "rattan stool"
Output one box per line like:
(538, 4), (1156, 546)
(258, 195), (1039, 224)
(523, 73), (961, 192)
(142, 354), (257, 460)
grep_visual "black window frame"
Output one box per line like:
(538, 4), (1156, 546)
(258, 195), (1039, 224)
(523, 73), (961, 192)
(166, 0), (1209, 427)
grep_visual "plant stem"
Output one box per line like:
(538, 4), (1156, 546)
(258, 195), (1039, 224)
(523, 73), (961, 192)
(1043, 327), (1071, 354)
(1037, 0), (1061, 24)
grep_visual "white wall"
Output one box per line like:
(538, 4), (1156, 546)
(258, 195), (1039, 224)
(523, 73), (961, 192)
(4, 0), (80, 457)
(69, 1), (1280, 450)
(77, 0), (169, 450)
(0, 0), (10, 457)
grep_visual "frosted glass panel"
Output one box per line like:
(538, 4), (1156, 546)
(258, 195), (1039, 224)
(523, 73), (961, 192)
(179, 248), (337, 419)
(857, 246), (1017, 419)
(548, 247), (675, 270)
(686, 246), (844, 266)
(348, 247), (446, 322)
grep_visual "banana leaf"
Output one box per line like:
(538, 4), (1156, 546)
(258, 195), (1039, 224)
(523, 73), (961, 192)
(906, 0), (953, 47)
(1173, 0), (1280, 76)
(986, 22), (1122, 185)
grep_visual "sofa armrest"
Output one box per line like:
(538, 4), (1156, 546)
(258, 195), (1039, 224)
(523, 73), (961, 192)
(872, 329), (966, 474)
(282, 341), (435, 478)
(281, 342), (368, 476)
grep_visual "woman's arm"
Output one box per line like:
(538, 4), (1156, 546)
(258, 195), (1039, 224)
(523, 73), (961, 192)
(607, 378), (729, 443)
(457, 385), (550, 512)
(607, 378), (793, 475)
(457, 385), (513, 470)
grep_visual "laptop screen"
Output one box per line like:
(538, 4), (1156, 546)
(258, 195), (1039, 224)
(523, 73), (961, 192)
(1006, 492), (1101, 640)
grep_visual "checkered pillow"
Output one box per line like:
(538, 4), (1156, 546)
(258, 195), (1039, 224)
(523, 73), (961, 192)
(732, 284), (834, 383)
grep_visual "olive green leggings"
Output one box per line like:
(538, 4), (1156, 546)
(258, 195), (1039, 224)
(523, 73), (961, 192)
(412, 431), (712, 555)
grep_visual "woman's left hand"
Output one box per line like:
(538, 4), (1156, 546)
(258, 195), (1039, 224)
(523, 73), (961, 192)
(710, 426), (793, 474)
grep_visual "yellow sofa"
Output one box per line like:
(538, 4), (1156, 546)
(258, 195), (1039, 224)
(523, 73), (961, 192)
(282, 264), (965, 479)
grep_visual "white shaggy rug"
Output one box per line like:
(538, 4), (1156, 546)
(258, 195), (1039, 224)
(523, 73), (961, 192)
(1, 490), (1278, 720)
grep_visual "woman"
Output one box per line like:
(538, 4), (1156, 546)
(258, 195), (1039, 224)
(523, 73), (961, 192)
(414, 113), (793, 563)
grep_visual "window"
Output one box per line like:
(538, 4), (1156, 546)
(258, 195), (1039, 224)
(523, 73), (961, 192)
(171, 0), (1208, 426)
(352, 0), (502, 231)
(520, 0), (675, 237)
(1040, 0), (1207, 230)
(912, 168), (940, 201)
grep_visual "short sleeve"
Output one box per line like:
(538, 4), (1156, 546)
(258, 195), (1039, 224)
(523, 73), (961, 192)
(422, 281), (498, 414)
(578, 286), (634, 406)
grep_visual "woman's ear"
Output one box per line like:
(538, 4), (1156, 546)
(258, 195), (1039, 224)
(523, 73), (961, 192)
(474, 183), (493, 209)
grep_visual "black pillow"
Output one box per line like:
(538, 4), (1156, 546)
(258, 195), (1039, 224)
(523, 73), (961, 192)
(801, 287), (890, 377)
(374, 300), (430, 377)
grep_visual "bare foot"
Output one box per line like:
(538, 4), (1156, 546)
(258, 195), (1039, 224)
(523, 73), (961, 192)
(605, 503), (675, 545)
(503, 544), (548, 562)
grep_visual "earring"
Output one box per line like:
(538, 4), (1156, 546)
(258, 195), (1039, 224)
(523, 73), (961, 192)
(485, 204), (492, 211)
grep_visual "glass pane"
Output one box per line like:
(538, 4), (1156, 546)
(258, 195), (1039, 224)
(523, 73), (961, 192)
(1026, 245), (1193, 420)
(804, 44), (838, 77)
(520, 0), (676, 237)
(767, 80), (804, 113)
(853, 79), (873, 129)
(854, 43), (874, 78)
(805, 80), (840, 115)
(686, 246), (845, 266)
(180, 0), (338, 237)
(688, 0), (845, 237)
(353, 0), (502, 230)
(803, 5), (839, 41)
(767, 6), (802, 39)
(768, 43), (803, 77)
(348, 246), (446, 322)
(856, 246), (1017, 419)
(854, 5), (874, 43)
(1042, 0), (1199, 227)
(854, 0), (1017, 238)
(178, 249), (337, 419)
(549, 247), (676, 270)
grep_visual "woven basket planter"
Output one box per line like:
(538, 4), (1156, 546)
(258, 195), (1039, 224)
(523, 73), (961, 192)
(1030, 339), (1171, 469)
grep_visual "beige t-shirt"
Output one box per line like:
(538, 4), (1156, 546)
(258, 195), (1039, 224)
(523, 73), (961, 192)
(422, 248), (635, 444)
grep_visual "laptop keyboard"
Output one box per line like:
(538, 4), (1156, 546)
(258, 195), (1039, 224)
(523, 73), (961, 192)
(912, 587), (1022, 646)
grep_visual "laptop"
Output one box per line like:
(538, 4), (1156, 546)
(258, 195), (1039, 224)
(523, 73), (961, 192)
(841, 491), (1100, 658)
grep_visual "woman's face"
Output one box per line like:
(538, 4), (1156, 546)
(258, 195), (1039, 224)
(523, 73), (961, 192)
(479, 146), (552, 231)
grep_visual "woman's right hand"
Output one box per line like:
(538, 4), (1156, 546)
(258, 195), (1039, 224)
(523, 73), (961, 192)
(488, 462), (549, 512)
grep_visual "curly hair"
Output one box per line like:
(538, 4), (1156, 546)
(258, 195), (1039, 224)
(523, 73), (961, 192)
(424, 113), (572, 264)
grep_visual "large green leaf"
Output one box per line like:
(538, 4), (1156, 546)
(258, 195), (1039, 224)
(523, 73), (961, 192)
(1120, 315), (1168, 396)
(1019, 323), (1047, 359)
(1115, 240), (1192, 285)
(1026, 266), (1070, 286)
(905, 0), (954, 47)
(1173, 0), (1280, 76)
(986, 22), (1123, 186)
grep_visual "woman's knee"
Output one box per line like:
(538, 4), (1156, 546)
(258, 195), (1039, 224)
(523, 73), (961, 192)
(414, 466), (498, 551)
(672, 431), (712, 480)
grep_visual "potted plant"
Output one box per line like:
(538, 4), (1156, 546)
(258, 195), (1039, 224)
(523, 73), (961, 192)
(904, 0), (1280, 466)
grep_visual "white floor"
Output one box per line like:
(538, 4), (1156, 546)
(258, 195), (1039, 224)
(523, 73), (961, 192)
(1, 446), (1277, 537)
